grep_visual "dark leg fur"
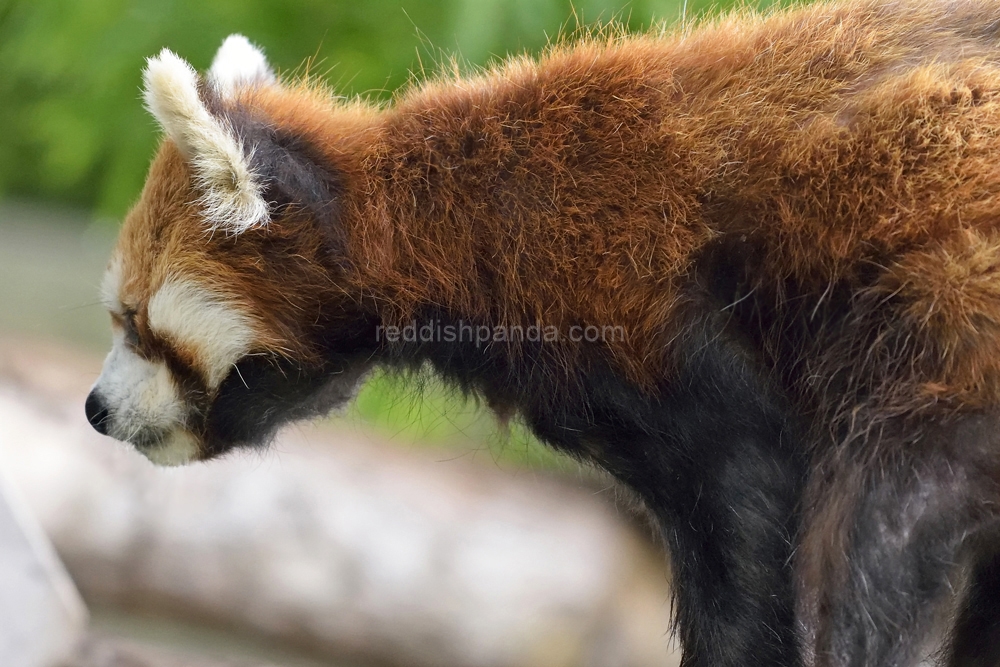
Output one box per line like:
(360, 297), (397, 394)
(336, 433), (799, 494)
(398, 292), (807, 666)
(614, 320), (806, 667)
(527, 316), (806, 666)
(798, 415), (1000, 667)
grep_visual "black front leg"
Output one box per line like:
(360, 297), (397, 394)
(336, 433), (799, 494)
(529, 308), (807, 667)
(642, 326), (805, 667)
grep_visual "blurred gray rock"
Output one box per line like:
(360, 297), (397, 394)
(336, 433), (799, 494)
(0, 338), (678, 667)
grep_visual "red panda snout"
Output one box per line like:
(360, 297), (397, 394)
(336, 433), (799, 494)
(90, 258), (372, 463)
(87, 326), (199, 466)
(90, 258), (267, 464)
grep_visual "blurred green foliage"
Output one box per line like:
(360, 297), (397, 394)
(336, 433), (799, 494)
(0, 0), (773, 217)
(349, 369), (571, 469)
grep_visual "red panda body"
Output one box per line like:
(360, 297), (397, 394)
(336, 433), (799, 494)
(85, 1), (1000, 664)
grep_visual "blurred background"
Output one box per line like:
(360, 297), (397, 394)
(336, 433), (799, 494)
(0, 0), (775, 665)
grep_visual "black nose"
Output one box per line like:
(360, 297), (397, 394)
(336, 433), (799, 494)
(85, 391), (110, 435)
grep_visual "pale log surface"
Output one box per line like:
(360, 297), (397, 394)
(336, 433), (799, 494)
(0, 338), (678, 667)
(68, 635), (274, 667)
(0, 465), (87, 667)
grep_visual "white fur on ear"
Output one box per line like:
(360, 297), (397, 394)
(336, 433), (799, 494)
(143, 48), (269, 234)
(209, 34), (276, 100)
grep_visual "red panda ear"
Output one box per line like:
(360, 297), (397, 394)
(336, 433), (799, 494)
(143, 47), (270, 235)
(208, 35), (276, 101)
(222, 107), (348, 258)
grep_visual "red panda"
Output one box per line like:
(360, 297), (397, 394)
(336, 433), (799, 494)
(85, 1), (1000, 664)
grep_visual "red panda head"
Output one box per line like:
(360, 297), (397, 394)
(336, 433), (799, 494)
(86, 36), (374, 465)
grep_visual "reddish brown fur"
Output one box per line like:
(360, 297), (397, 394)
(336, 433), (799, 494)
(110, 0), (1000, 450)
(121, 0), (1000, 422)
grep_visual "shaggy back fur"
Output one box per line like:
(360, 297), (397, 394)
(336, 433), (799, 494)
(239, 0), (1000, 420)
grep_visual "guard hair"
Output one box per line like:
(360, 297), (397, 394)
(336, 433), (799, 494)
(142, 48), (269, 234)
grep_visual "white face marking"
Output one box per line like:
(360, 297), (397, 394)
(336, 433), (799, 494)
(142, 429), (200, 467)
(208, 34), (276, 100)
(94, 329), (187, 439)
(95, 259), (196, 464)
(100, 254), (123, 314)
(147, 278), (256, 389)
(143, 47), (269, 234)
(93, 268), (256, 466)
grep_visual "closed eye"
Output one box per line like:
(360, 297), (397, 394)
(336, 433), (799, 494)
(121, 309), (140, 350)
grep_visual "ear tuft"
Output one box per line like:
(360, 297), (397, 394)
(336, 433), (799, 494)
(143, 48), (270, 234)
(143, 48), (203, 149)
(209, 34), (276, 100)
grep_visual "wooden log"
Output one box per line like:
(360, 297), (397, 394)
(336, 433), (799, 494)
(0, 463), (87, 667)
(67, 635), (266, 667)
(0, 339), (677, 667)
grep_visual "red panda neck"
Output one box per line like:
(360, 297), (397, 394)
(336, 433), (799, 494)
(333, 45), (702, 386)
